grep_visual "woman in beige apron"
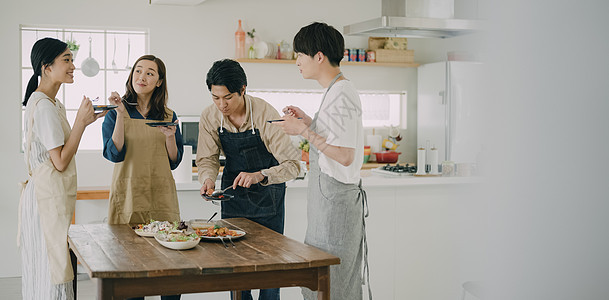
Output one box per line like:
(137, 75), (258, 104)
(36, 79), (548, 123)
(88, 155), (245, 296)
(19, 38), (105, 300)
(102, 55), (183, 300)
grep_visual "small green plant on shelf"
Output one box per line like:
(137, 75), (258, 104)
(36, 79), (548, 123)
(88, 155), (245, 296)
(66, 39), (80, 52)
(246, 28), (256, 40)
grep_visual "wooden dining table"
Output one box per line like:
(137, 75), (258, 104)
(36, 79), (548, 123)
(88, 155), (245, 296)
(68, 218), (340, 299)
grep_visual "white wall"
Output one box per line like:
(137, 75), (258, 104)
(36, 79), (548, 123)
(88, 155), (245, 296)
(485, 1), (609, 299)
(0, 0), (480, 277)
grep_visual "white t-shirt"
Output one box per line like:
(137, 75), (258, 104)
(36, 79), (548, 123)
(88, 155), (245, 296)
(315, 80), (364, 184)
(23, 92), (66, 170)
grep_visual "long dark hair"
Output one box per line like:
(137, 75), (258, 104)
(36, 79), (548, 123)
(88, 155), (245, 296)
(23, 38), (68, 106)
(123, 55), (169, 120)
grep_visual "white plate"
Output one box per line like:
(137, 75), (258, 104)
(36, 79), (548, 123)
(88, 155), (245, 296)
(199, 230), (246, 241)
(154, 235), (200, 250)
(134, 229), (156, 237)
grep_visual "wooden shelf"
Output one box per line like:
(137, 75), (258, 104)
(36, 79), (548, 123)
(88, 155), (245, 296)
(236, 58), (419, 68)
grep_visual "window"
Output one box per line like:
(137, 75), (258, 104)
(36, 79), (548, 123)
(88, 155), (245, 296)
(20, 25), (148, 150)
(248, 89), (406, 128)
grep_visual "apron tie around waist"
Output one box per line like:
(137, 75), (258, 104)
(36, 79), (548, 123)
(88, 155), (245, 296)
(17, 95), (39, 247)
(359, 179), (372, 300)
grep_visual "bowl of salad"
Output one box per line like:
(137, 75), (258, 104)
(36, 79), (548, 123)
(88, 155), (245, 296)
(154, 230), (200, 250)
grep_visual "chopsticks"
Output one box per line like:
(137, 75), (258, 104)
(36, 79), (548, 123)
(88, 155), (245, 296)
(267, 118), (302, 123)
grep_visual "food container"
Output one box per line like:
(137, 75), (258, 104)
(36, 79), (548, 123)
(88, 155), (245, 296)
(349, 48), (358, 61)
(442, 161), (455, 176)
(358, 48), (366, 62)
(373, 151), (401, 163)
(366, 50), (376, 62)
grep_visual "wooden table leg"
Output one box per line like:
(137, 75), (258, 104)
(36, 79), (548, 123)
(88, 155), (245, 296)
(70, 249), (77, 299)
(317, 266), (330, 300)
(97, 278), (114, 300)
(231, 290), (242, 300)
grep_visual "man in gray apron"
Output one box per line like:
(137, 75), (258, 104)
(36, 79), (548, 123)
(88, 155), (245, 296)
(196, 59), (300, 300)
(274, 22), (371, 300)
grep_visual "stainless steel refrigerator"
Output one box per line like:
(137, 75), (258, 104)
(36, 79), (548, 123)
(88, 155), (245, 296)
(417, 61), (485, 167)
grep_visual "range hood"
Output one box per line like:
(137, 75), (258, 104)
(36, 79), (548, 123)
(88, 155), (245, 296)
(343, 0), (483, 38)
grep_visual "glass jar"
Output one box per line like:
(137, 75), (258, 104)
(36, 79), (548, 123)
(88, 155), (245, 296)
(279, 40), (292, 60)
(441, 161), (455, 176)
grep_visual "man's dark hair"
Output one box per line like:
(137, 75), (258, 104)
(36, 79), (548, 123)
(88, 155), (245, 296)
(206, 59), (247, 94)
(293, 22), (344, 67)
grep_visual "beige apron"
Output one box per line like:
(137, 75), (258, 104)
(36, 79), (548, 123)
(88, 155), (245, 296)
(19, 96), (77, 284)
(108, 109), (180, 225)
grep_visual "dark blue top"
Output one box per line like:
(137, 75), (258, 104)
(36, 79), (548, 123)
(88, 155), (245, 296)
(102, 106), (184, 170)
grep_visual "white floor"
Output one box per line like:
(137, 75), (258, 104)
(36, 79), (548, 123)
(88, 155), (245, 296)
(0, 274), (305, 299)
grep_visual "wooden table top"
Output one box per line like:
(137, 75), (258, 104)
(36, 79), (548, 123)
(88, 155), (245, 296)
(68, 218), (340, 279)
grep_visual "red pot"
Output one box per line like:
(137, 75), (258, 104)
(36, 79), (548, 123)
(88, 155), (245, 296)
(374, 151), (401, 163)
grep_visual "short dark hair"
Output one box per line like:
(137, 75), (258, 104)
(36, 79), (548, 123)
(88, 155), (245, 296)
(206, 59), (247, 94)
(293, 22), (344, 67)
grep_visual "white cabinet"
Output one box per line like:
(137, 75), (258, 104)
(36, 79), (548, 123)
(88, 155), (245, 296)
(364, 188), (397, 300)
(393, 184), (485, 300)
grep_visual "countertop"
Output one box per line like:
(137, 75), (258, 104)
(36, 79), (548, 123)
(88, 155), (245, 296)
(77, 171), (482, 193)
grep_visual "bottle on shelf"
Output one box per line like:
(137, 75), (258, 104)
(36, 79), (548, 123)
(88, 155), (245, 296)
(276, 43), (281, 60)
(248, 46), (255, 59)
(234, 20), (246, 59)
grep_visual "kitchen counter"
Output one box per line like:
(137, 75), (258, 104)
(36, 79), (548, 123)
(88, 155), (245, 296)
(77, 171), (482, 193)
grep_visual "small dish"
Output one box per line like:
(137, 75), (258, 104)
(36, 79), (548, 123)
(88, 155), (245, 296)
(93, 105), (118, 111)
(134, 229), (155, 237)
(188, 219), (215, 230)
(146, 122), (178, 127)
(154, 231), (200, 250)
(201, 193), (234, 201)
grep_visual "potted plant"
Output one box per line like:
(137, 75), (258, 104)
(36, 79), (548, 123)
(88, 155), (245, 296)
(246, 28), (257, 59)
(66, 39), (80, 60)
(298, 139), (310, 164)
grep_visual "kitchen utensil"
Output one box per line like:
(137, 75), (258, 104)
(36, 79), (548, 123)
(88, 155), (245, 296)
(111, 35), (117, 74)
(206, 212), (217, 223)
(227, 235), (236, 248)
(218, 236), (228, 248)
(122, 98), (138, 106)
(81, 37), (100, 77)
(211, 186), (232, 197)
(267, 118), (302, 123)
(125, 35), (131, 70)
(374, 151), (401, 163)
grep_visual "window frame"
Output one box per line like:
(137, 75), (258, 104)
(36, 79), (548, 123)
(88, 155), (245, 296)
(247, 89), (407, 129)
(19, 24), (149, 152)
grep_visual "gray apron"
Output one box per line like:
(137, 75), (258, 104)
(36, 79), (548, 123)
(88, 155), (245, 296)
(301, 73), (372, 300)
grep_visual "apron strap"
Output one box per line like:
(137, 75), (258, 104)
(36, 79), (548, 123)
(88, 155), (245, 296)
(17, 97), (44, 247)
(359, 179), (372, 300)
